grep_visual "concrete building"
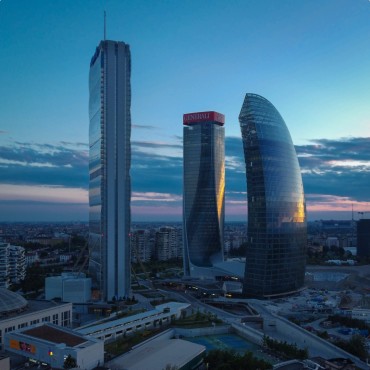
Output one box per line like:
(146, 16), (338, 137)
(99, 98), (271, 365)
(351, 308), (370, 323)
(155, 227), (181, 261)
(0, 243), (26, 288)
(45, 273), (91, 303)
(4, 324), (103, 370)
(0, 242), (9, 288)
(77, 302), (189, 342)
(239, 94), (307, 297)
(183, 111), (225, 278)
(0, 288), (72, 350)
(7, 245), (26, 283)
(88, 40), (131, 301)
(131, 229), (151, 263)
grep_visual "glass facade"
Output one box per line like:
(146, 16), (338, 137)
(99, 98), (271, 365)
(239, 94), (306, 297)
(183, 114), (225, 277)
(89, 40), (131, 301)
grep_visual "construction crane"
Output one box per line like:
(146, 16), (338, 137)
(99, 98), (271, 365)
(72, 240), (90, 277)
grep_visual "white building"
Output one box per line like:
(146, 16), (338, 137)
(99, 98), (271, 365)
(352, 308), (370, 323)
(45, 273), (91, 303)
(0, 243), (9, 288)
(25, 251), (39, 266)
(8, 245), (26, 283)
(5, 323), (103, 370)
(77, 302), (189, 342)
(0, 288), (72, 350)
(0, 243), (26, 287)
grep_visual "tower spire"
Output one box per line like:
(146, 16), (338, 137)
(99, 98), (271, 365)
(104, 10), (106, 41)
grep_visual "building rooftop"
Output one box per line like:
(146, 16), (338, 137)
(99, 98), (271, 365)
(23, 325), (86, 347)
(109, 338), (205, 370)
(0, 288), (28, 316)
(77, 302), (189, 336)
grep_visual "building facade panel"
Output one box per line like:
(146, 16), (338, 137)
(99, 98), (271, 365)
(239, 94), (306, 297)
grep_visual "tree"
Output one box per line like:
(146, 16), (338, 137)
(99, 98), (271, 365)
(63, 354), (77, 369)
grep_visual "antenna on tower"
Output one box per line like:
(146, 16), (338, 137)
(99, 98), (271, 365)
(104, 10), (106, 41)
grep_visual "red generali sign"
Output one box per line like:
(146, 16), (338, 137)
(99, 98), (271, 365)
(183, 111), (225, 126)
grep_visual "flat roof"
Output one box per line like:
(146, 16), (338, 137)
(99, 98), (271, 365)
(0, 299), (71, 323)
(78, 302), (189, 335)
(109, 339), (205, 370)
(23, 325), (86, 347)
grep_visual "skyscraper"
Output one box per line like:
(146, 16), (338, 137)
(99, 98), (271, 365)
(357, 219), (370, 258)
(89, 40), (131, 301)
(183, 111), (225, 278)
(239, 94), (306, 297)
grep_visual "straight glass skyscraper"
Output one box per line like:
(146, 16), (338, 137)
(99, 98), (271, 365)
(183, 111), (225, 277)
(89, 40), (131, 301)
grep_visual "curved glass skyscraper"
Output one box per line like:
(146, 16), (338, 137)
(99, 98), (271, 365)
(183, 111), (225, 277)
(239, 94), (306, 297)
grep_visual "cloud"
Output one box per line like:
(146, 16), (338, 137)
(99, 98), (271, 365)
(0, 142), (89, 188)
(132, 124), (157, 130)
(0, 184), (88, 203)
(295, 137), (370, 201)
(1, 135), (369, 220)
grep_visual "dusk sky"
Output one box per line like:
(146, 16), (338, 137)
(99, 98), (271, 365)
(0, 0), (369, 222)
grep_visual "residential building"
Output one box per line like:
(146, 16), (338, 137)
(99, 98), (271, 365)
(0, 243), (26, 287)
(239, 94), (306, 297)
(8, 245), (26, 283)
(131, 230), (151, 263)
(88, 40), (131, 301)
(0, 243), (9, 288)
(155, 227), (180, 261)
(183, 111), (225, 278)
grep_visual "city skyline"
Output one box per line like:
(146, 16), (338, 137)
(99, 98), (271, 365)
(1, 0), (370, 221)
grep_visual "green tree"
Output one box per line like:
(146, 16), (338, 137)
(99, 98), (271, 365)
(63, 354), (77, 369)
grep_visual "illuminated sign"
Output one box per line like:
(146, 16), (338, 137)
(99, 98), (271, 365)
(10, 339), (36, 354)
(183, 111), (225, 125)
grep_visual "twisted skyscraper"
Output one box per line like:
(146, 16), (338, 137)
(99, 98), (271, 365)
(239, 94), (306, 297)
(183, 111), (225, 278)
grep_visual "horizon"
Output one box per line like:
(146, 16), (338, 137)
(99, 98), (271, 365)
(1, 0), (370, 222)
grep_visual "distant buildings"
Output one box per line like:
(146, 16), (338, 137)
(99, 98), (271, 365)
(357, 219), (370, 259)
(183, 111), (225, 278)
(239, 94), (307, 297)
(88, 40), (131, 301)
